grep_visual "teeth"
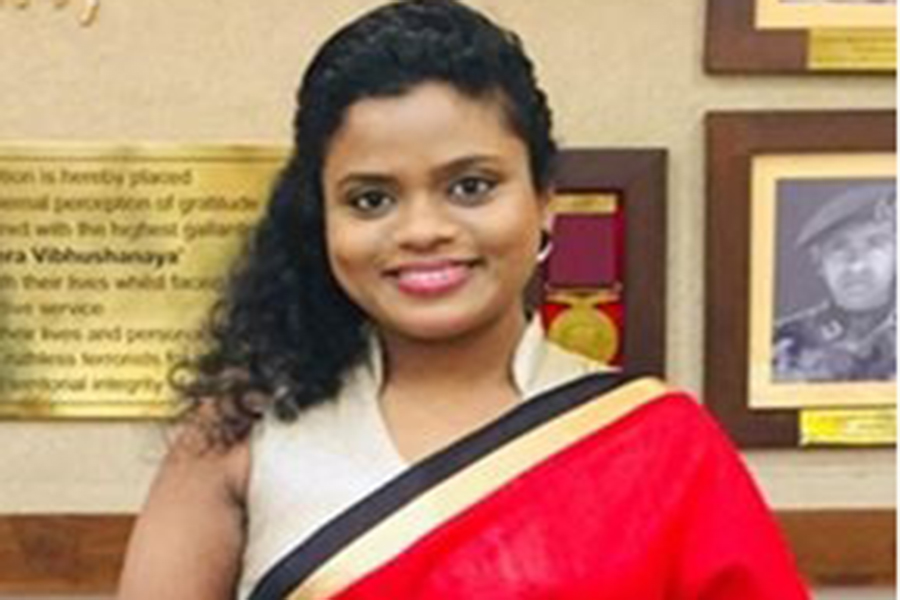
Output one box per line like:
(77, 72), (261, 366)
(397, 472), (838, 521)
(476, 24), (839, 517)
(398, 267), (459, 285)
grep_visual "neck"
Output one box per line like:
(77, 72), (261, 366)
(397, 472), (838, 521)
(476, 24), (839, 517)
(378, 310), (529, 401)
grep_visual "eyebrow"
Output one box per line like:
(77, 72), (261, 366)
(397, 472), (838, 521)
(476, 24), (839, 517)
(433, 154), (503, 181)
(334, 154), (503, 192)
(335, 173), (395, 193)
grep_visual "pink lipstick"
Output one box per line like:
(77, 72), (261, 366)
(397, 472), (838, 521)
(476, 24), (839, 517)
(391, 261), (473, 297)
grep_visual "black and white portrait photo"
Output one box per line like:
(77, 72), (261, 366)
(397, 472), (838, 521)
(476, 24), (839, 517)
(771, 179), (896, 383)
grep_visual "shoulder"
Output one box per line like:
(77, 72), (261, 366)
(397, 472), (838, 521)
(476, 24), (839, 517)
(612, 379), (739, 461)
(579, 380), (759, 521)
(775, 302), (830, 336)
(774, 303), (845, 352)
(167, 406), (253, 506)
(117, 417), (251, 598)
(628, 382), (713, 430)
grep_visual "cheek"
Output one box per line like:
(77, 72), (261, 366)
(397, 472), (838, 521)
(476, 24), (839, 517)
(324, 217), (366, 287)
(483, 213), (541, 268)
(872, 249), (897, 281)
(820, 260), (843, 284)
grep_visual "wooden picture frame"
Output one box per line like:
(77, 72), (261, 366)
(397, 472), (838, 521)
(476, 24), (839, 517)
(705, 0), (896, 74)
(705, 110), (896, 448)
(549, 148), (667, 378)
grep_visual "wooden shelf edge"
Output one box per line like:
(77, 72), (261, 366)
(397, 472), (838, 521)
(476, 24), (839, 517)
(0, 509), (894, 592)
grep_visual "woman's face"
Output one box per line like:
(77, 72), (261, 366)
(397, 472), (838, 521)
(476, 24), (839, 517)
(322, 82), (547, 342)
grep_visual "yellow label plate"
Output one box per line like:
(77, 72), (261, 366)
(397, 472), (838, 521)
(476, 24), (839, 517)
(808, 28), (896, 71)
(801, 407), (896, 446)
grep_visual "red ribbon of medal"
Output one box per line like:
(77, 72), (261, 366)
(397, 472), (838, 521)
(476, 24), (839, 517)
(540, 194), (625, 365)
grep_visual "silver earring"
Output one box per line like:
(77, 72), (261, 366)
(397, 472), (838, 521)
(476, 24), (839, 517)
(537, 230), (553, 263)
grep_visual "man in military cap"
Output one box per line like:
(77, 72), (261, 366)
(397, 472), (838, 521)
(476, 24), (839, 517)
(773, 183), (896, 382)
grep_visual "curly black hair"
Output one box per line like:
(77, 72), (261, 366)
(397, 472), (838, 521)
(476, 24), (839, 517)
(175, 0), (558, 447)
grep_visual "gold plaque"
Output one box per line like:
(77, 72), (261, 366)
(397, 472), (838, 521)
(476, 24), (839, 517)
(550, 193), (617, 215)
(0, 144), (287, 418)
(801, 407), (896, 446)
(808, 29), (896, 72)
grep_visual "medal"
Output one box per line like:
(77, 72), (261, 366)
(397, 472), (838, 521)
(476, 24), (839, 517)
(546, 291), (620, 363)
(542, 193), (625, 364)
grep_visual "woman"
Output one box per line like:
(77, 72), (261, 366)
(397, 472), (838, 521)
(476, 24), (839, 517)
(118, 1), (809, 598)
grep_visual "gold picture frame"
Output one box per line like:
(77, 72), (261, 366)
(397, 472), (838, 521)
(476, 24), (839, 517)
(748, 153), (896, 410)
(757, 0), (895, 30)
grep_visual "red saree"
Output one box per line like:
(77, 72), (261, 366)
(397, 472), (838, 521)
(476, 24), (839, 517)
(249, 375), (809, 600)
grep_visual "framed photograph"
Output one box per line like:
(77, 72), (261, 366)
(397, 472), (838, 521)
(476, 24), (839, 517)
(753, 156), (895, 409)
(542, 149), (667, 378)
(705, 0), (896, 74)
(705, 110), (895, 448)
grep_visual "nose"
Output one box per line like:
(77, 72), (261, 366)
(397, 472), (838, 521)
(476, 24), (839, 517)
(841, 246), (873, 273)
(392, 195), (458, 251)
(845, 254), (868, 273)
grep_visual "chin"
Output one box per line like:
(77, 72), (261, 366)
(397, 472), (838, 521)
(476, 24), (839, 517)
(387, 318), (482, 343)
(378, 306), (506, 343)
(839, 300), (888, 313)
(835, 293), (891, 313)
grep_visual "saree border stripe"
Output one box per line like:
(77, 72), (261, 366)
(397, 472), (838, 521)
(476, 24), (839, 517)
(276, 376), (669, 599)
(250, 371), (629, 598)
(249, 372), (629, 599)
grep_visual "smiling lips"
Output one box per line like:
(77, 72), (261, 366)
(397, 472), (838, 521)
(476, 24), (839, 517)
(389, 260), (476, 297)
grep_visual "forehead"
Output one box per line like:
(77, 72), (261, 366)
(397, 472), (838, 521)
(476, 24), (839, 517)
(323, 82), (522, 174)
(821, 219), (895, 247)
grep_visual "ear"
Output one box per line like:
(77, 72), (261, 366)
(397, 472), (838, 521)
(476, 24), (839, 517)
(809, 245), (826, 276)
(539, 187), (555, 233)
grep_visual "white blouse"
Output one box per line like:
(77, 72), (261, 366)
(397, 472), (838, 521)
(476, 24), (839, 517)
(237, 321), (607, 598)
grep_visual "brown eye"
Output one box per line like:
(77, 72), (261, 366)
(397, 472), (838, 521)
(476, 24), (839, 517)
(348, 190), (394, 216)
(448, 175), (496, 205)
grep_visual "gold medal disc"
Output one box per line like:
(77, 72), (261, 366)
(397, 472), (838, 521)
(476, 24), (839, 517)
(548, 302), (619, 363)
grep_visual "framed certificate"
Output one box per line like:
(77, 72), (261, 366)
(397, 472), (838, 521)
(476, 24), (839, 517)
(705, 0), (896, 73)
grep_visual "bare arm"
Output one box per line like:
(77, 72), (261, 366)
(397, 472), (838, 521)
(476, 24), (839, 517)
(117, 428), (250, 600)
